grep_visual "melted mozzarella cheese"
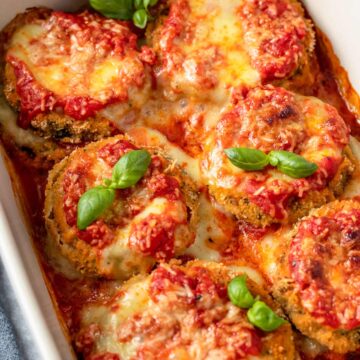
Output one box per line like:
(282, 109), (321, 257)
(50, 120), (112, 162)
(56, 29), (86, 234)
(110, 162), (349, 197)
(81, 277), (151, 358)
(127, 127), (202, 183)
(159, 0), (259, 102)
(101, 197), (186, 277)
(9, 23), (75, 95)
(185, 193), (222, 261)
(197, 0), (259, 89)
(255, 227), (292, 284)
(227, 265), (264, 286)
(8, 21), (150, 105)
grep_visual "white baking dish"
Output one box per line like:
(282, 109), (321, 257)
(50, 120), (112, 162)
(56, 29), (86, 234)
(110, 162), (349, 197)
(0, 1), (359, 359)
(0, 3), (84, 360)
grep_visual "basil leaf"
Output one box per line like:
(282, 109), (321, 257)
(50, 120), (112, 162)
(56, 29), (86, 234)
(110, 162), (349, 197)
(143, 0), (151, 9)
(77, 186), (115, 230)
(224, 148), (269, 171)
(228, 275), (255, 309)
(103, 178), (112, 187)
(112, 149), (151, 188)
(133, 9), (148, 29)
(89, 0), (133, 20)
(247, 301), (287, 332)
(268, 150), (318, 179)
(134, 0), (144, 9)
(149, 0), (159, 5)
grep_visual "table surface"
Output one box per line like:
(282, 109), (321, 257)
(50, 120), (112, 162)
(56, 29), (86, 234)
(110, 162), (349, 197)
(0, 261), (40, 360)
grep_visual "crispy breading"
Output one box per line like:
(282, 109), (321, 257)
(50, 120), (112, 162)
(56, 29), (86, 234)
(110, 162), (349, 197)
(271, 200), (360, 353)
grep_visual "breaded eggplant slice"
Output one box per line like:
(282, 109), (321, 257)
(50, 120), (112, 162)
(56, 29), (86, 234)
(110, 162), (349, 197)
(2, 8), (155, 143)
(201, 85), (355, 227)
(75, 260), (296, 359)
(45, 135), (199, 279)
(238, 0), (315, 85)
(148, 0), (314, 101)
(261, 199), (360, 353)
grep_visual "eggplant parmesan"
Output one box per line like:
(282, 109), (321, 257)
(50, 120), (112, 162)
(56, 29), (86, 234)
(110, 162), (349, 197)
(1, 8), (155, 143)
(201, 85), (355, 226)
(255, 199), (360, 353)
(75, 261), (296, 359)
(45, 136), (199, 279)
(149, 0), (314, 101)
(1, 1), (360, 359)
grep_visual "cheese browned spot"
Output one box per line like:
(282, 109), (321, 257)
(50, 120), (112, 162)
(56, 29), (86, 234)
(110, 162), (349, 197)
(149, 0), (313, 102)
(44, 136), (199, 279)
(3, 9), (155, 143)
(75, 261), (295, 360)
(201, 85), (354, 226)
(260, 199), (360, 353)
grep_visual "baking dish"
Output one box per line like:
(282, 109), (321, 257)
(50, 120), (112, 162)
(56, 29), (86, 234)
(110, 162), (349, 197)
(0, 2), (84, 359)
(0, 1), (359, 359)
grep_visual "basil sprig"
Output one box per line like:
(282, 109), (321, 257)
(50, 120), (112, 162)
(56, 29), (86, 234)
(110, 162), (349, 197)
(77, 149), (151, 230)
(77, 186), (116, 230)
(247, 301), (287, 332)
(227, 275), (255, 309)
(89, 0), (159, 29)
(228, 275), (287, 332)
(268, 150), (318, 179)
(224, 148), (269, 171)
(225, 147), (318, 179)
(111, 149), (151, 188)
(132, 9), (148, 29)
(89, 0), (134, 19)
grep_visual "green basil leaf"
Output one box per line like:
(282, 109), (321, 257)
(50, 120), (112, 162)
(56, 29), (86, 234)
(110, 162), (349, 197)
(77, 186), (115, 230)
(149, 0), (159, 5)
(228, 275), (255, 309)
(103, 178), (112, 187)
(133, 9), (148, 29)
(268, 150), (318, 178)
(143, 0), (151, 9)
(89, 0), (133, 20)
(134, 0), (144, 10)
(112, 149), (151, 188)
(247, 301), (287, 332)
(224, 147), (269, 171)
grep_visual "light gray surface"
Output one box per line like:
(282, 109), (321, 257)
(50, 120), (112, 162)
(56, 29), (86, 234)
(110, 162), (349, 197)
(0, 260), (41, 360)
